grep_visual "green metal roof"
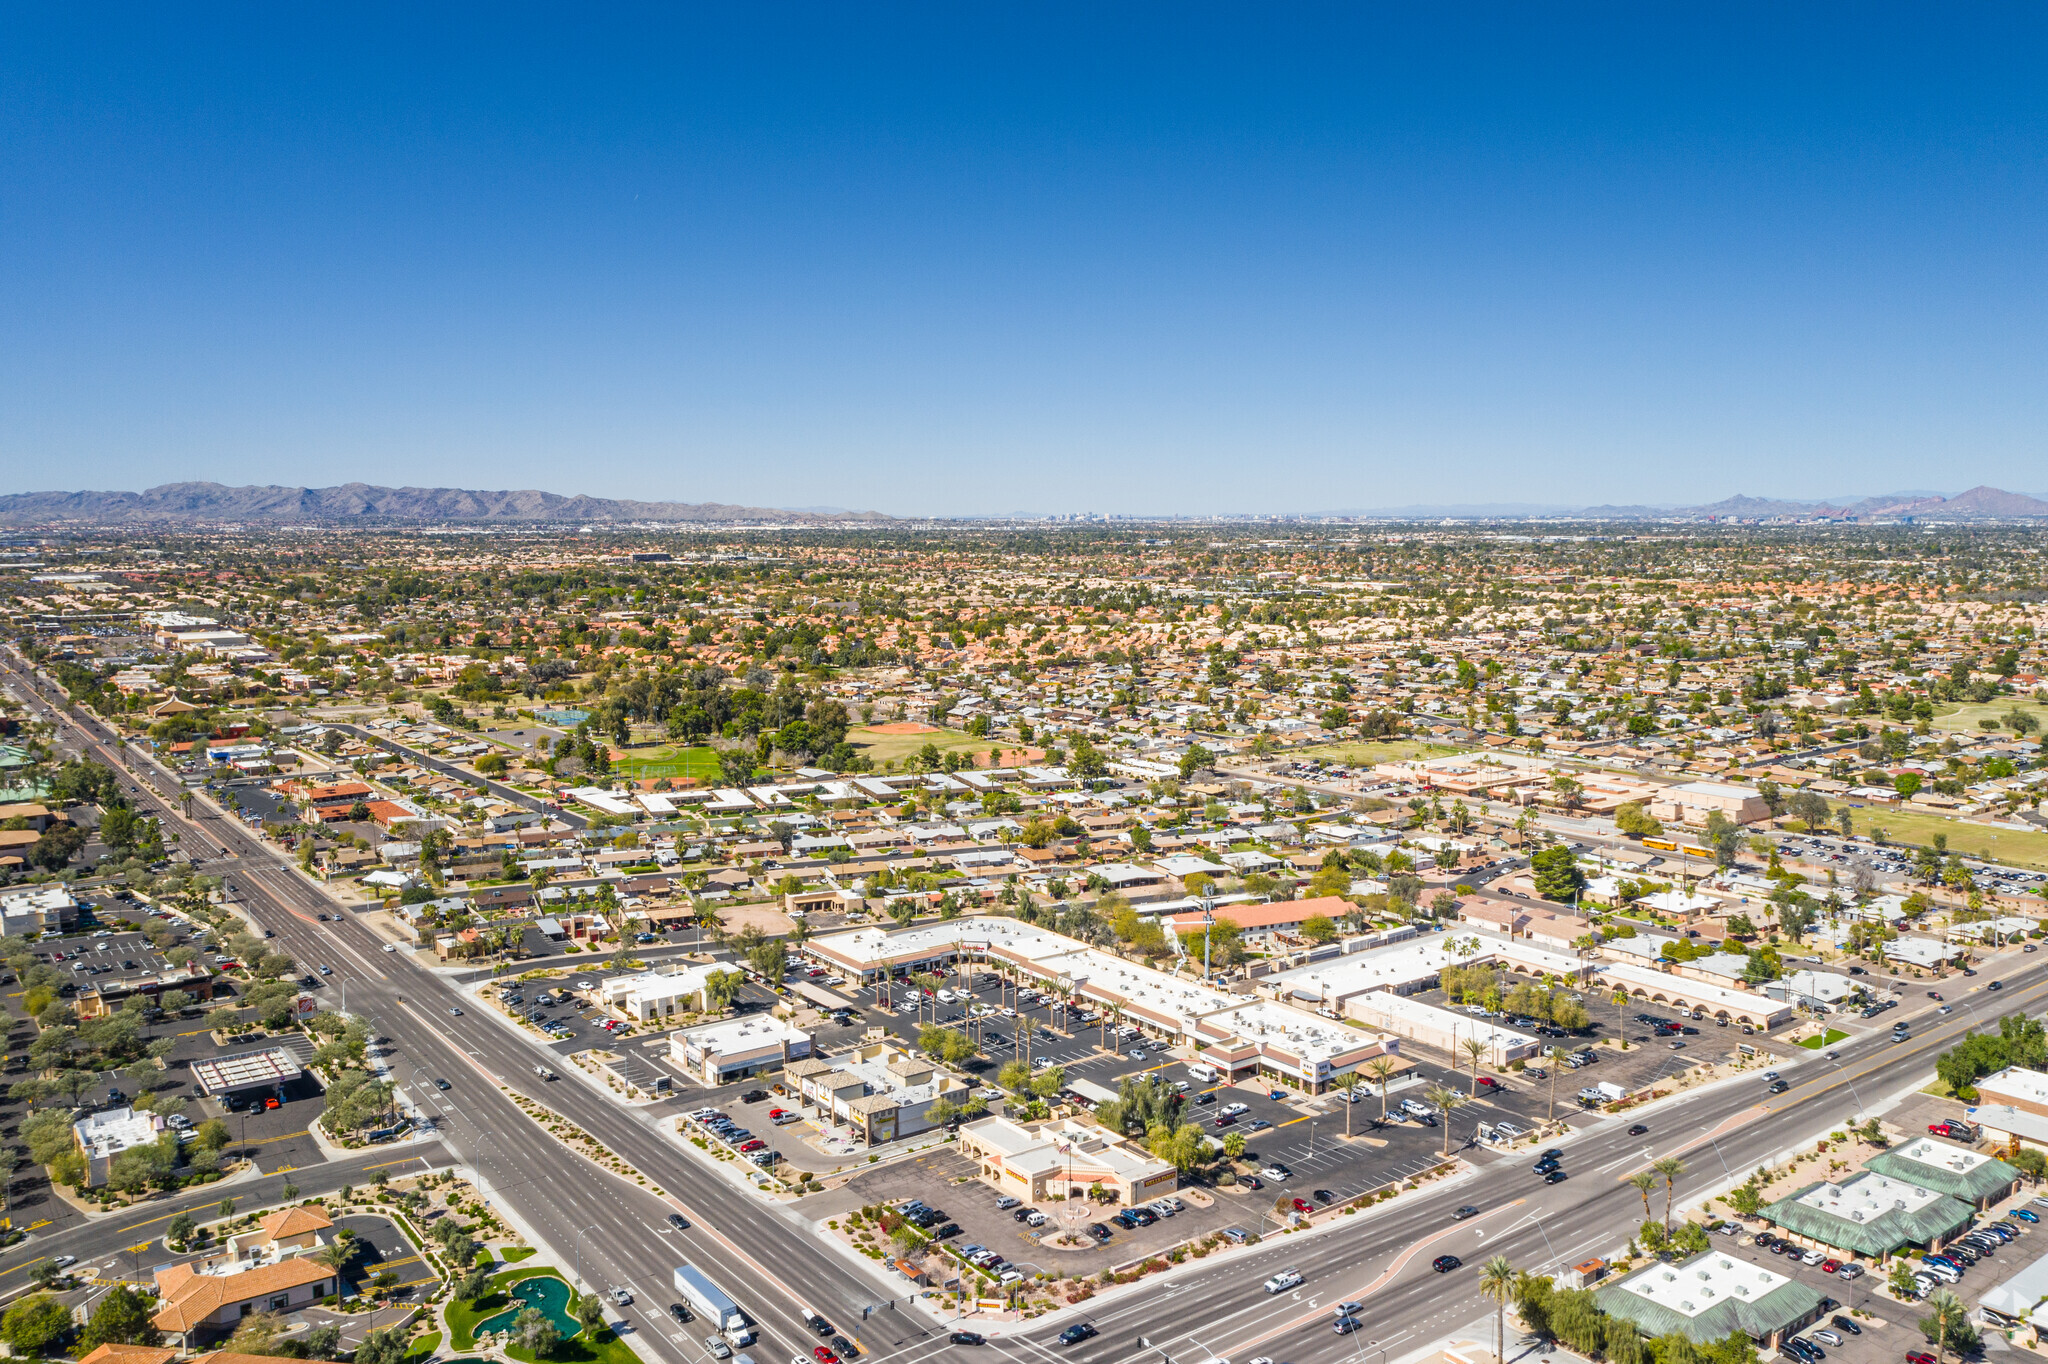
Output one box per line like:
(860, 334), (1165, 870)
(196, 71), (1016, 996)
(1763, 1177), (1976, 1257)
(1864, 1145), (2021, 1204)
(1596, 1251), (1825, 1345)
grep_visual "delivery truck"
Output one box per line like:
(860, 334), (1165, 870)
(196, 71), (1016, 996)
(673, 1264), (751, 1343)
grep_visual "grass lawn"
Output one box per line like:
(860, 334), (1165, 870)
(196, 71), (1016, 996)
(1798, 1029), (1850, 1049)
(404, 1333), (441, 1362)
(1818, 801), (2048, 872)
(507, 1328), (641, 1364)
(1285, 738), (1465, 765)
(611, 743), (723, 782)
(1931, 697), (2048, 736)
(447, 1267), (569, 1351)
(499, 1246), (537, 1263)
(845, 725), (1006, 768)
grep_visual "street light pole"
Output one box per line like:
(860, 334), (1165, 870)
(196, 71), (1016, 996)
(573, 1222), (602, 1292)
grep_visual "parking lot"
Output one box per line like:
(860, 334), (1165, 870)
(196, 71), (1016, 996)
(830, 1146), (1266, 1279)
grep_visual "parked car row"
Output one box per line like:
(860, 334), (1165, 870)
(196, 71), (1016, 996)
(685, 1107), (781, 1167)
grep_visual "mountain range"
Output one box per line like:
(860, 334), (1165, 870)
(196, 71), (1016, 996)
(0, 482), (890, 526)
(2, 480), (2046, 525)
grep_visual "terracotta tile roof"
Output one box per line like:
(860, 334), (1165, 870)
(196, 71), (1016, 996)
(152, 1258), (338, 1333)
(191, 1353), (346, 1364)
(78, 1345), (177, 1364)
(258, 1204), (333, 1239)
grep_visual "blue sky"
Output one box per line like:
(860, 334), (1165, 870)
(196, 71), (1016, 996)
(4, 4), (2045, 515)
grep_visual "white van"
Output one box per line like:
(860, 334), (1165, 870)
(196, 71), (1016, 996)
(1186, 1063), (1220, 1083)
(937, 989), (957, 1004)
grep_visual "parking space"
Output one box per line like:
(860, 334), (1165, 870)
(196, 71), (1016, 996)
(838, 1147), (1255, 1279)
(335, 1212), (439, 1298)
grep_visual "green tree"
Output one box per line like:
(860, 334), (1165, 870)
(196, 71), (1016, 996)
(80, 1285), (162, 1349)
(1919, 1289), (1977, 1364)
(512, 1306), (562, 1357)
(1530, 846), (1585, 902)
(3, 1294), (72, 1356)
(574, 1292), (607, 1337)
(1479, 1256), (1517, 1364)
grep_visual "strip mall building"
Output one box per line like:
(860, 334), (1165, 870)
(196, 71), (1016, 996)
(802, 920), (1397, 1093)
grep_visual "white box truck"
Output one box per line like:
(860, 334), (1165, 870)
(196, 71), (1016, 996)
(674, 1264), (751, 1343)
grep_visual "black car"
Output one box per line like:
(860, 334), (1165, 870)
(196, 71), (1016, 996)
(668, 1304), (692, 1325)
(1453, 1206), (1481, 1220)
(810, 1316), (836, 1337)
(951, 1333), (985, 1346)
(1433, 1255), (1462, 1273)
(832, 1336), (858, 1358)
(1058, 1324), (1098, 1346)
(1534, 1157), (1560, 1173)
(1829, 1316), (1860, 1336)
(434, 1078), (451, 1091)
(1087, 1223), (1112, 1242)
(931, 1223), (962, 1239)
(667, 1213), (690, 1230)
(1989, 981), (2004, 991)
(741, 1089), (769, 1103)
(1545, 1170), (1568, 1183)
(1768, 1080), (1790, 1094)
(1013, 1207), (1036, 1222)
(1313, 1189), (1335, 1205)
(1628, 1124), (1649, 1135)
(1539, 1148), (1563, 1160)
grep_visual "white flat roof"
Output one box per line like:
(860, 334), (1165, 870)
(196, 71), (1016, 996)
(1617, 1253), (1791, 1319)
(1794, 1171), (1944, 1221)
(1978, 1066), (2048, 1109)
(1347, 991), (1538, 1051)
(1891, 1135), (1996, 1176)
(675, 1013), (809, 1056)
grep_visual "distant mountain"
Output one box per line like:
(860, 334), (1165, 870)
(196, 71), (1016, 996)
(1582, 485), (2048, 522)
(0, 482), (891, 526)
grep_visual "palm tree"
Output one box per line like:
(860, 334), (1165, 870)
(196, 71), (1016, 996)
(1462, 1037), (1489, 1097)
(1653, 1157), (1686, 1231)
(1545, 1045), (1567, 1123)
(1479, 1256), (1516, 1364)
(1612, 987), (1631, 1049)
(1628, 1171), (1658, 1226)
(1365, 1056), (1396, 1126)
(1426, 1084), (1465, 1158)
(1923, 1288), (1968, 1364)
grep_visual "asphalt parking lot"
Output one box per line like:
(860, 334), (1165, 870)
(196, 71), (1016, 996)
(836, 1146), (1264, 1279)
(336, 1211), (438, 1297)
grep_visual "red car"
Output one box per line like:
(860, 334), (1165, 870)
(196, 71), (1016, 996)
(815, 1350), (839, 1364)
(1907, 1353), (1936, 1364)
(739, 1139), (767, 1152)
(1291, 1198), (1314, 1214)
(1819, 1259), (1840, 1273)
(262, 1097), (280, 1111)
(1928, 1122), (1968, 1138)
(1475, 1076), (1504, 1091)
(768, 1108), (786, 1119)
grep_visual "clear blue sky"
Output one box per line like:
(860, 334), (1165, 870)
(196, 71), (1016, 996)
(4, 4), (2045, 515)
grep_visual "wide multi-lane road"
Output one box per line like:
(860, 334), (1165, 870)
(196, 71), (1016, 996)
(2, 649), (2023, 1364)
(0, 651), (924, 1364)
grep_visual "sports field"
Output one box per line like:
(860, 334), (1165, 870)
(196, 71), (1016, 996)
(845, 724), (1027, 768)
(1283, 738), (1465, 765)
(1931, 697), (2048, 736)
(610, 743), (723, 782)
(1811, 800), (2048, 872)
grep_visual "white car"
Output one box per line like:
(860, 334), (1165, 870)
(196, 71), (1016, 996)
(1263, 1270), (1304, 1294)
(1221, 1102), (1250, 1117)
(1800, 1248), (1826, 1266)
(610, 1287), (632, 1305)
(1260, 1165), (1291, 1181)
